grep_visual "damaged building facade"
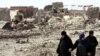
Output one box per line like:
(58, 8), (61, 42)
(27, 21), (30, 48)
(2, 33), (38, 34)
(86, 7), (100, 24)
(0, 8), (10, 21)
(44, 2), (68, 17)
(10, 6), (34, 19)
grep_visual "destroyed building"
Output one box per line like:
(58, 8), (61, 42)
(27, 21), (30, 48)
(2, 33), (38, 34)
(10, 6), (39, 20)
(86, 7), (100, 23)
(52, 2), (64, 13)
(52, 2), (63, 9)
(43, 2), (68, 18)
(9, 6), (39, 30)
(86, 7), (99, 19)
(0, 8), (10, 21)
(52, 2), (68, 17)
(10, 6), (38, 23)
(44, 5), (53, 11)
(10, 6), (34, 18)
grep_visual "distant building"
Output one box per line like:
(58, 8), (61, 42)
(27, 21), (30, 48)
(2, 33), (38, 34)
(69, 10), (85, 16)
(52, 2), (63, 9)
(44, 5), (53, 11)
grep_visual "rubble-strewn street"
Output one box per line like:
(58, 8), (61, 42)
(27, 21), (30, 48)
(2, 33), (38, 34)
(0, 29), (100, 56)
(0, 1), (100, 56)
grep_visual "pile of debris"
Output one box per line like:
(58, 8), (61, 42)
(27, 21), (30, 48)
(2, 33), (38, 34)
(63, 15), (85, 29)
(48, 16), (65, 30)
(11, 17), (36, 30)
(0, 29), (41, 38)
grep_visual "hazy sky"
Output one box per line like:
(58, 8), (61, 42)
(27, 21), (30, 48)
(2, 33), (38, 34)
(0, 0), (100, 9)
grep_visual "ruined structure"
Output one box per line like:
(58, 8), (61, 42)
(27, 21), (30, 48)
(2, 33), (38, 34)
(86, 7), (99, 19)
(9, 6), (39, 30)
(52, 2), (63, 9)
(86, 7), (100, 23)
(10, 6), (34, 18)
(43, 2), (68, 18)
(44, 5), (53, 11)
(0, 8), (10, 21)
(52, 2), (64, 13)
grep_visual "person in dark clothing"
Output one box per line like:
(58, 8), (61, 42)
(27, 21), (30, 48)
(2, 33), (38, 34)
(56, 31), (73, 56)
(85, 31), (98, 56)
(73, 33), (87, 56)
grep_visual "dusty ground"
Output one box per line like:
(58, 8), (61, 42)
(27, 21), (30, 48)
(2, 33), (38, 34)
(0, 29), (100, 56)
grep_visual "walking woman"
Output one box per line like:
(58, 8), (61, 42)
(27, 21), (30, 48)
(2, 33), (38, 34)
(73, 33), (87, 56)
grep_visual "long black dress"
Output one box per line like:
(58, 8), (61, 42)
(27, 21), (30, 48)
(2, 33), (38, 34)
(57, 35), (73, 56)
(85, 35), (98, 56)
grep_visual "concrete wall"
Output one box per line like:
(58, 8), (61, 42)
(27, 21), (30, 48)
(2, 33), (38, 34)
(0, 8), (10, 21)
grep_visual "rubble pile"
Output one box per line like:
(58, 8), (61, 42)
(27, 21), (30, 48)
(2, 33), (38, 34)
(48, 16), (65, 30)
(85, 19), (100, 30)
(0, 29), (41, 38)
(0, 2), (100, 56)
(0, 29), (100, 56)
(63, 15), (85, 29)
(11, 18), (36, 30)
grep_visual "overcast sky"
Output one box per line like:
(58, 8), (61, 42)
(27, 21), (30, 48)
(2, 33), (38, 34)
(0, 0), (100, 9)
